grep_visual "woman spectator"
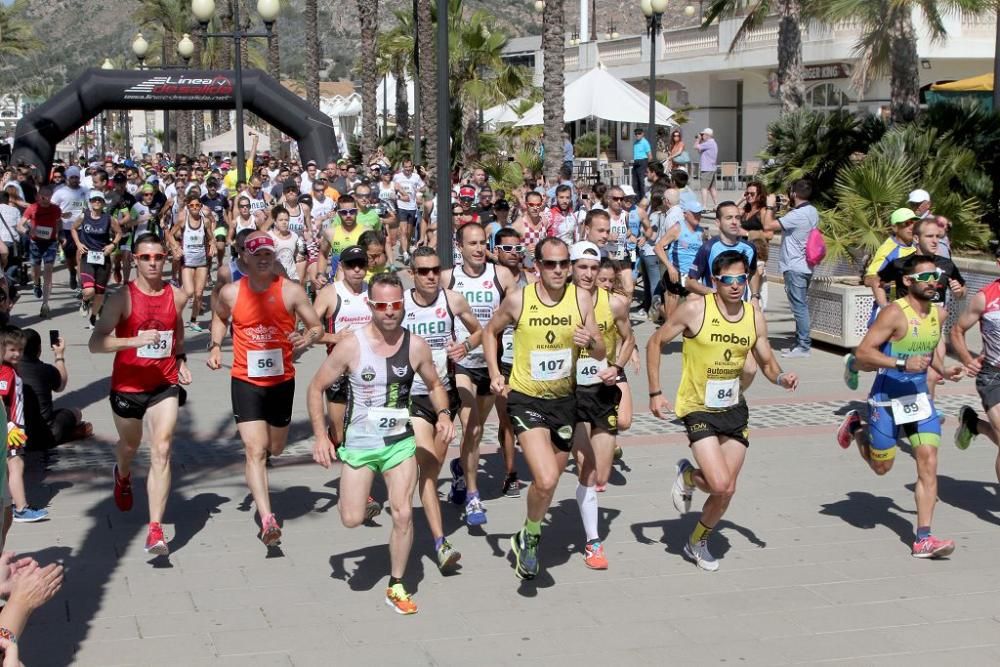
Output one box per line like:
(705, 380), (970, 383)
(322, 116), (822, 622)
(667, 129), (688, 171)
(739, 181), (768, 234)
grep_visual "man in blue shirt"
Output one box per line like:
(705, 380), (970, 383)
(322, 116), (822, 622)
(631, 128), (652, 201)
(685, 201), (761, 306)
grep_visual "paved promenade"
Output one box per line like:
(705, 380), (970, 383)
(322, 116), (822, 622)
(8, 270), (1000, 666)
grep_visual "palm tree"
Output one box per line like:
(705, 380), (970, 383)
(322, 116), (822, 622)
(357, 0), (380, 167)
(377, 10), (415, 139)
(0, 0), (41, 64)
(134, 0), (193, 153)
(541, 0), (565, 179)
(702, 0), (811, 113)
(821, 0), (987, 123)
(305, 0), (321, 110)
(417, 0), (435, 165)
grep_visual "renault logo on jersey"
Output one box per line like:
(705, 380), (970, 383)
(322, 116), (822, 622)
(361, 366), (377, 382)
(723, 348), (732, 362)
(545, 330), (556, 344)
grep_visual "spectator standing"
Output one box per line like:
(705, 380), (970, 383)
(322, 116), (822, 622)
(695, 128), (718, 209)
(562, 132), (574, 174)
(631, 128), (652, 201)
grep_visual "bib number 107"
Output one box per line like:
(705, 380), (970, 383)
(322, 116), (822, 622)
(538, 358), (564, 373)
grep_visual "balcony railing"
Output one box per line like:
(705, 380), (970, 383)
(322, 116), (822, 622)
(664, 25), (720, 55)
(597, 36), (643, 66)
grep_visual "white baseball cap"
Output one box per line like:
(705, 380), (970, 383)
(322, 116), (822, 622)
(702, 128), (714, 136)
(619, 184), (636, 198)
(570, 241), (601, 262)
(908, 188), (931, 204)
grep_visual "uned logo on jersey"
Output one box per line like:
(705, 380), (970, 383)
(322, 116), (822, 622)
(361, 366), (377, 382)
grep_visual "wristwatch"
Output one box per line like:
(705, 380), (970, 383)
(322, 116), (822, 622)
(895, 357), (906, 371)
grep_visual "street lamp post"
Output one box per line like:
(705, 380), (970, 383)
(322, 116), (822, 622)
(191, 0), (280, 184)
(412, 0), (421, 164)
(101, 58), (114, 157)
(641, 0), (667, 146)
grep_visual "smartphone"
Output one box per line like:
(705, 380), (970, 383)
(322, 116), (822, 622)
(49, 330), (59, 347)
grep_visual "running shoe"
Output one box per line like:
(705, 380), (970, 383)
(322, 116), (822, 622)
(364, 496), (382, 521)
(78, 300), (89, 317)
(113, 464), (134, 512)
(584, 540), (609, 570)
(956, 405), (978, 451)
(464, 496), (487, 527)
(385, 583), (418, 614)
(188, 321), (205, 333)
(69, 275), (78, 291)
(436, 540), (461, 573)
(837, 409), (861, 449)
(912, 535), (956, 559)
(447, 458), (467, 505)
(32, 283), (41, 299)
(86, 313), (97, 329)
(843, 353), (859, 391)
(782, 346), (811, 359)
(671, 458), (695, 514)
(501, 473), (520, 498)
(12, 507), (49, 523)
(259, 513), (282, 546)
(683, 539), (719, 572)
(39, 304), (49, 319)
(510, 529), (540, 580)
(145, 522), (169, 556)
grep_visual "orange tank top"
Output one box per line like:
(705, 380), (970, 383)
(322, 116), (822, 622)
(231, 276), (296, 386)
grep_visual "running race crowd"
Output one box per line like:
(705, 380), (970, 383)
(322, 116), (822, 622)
(0, 130), (991, 639)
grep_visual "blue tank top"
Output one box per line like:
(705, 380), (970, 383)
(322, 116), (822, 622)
(670, 223), (703, 277)
(79, 213), (112, 251)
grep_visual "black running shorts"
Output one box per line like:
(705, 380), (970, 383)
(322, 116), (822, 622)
(506, 390), (576, 452)
(231, 377), (295, 427)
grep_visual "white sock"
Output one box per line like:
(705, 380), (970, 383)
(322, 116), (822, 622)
(576, 483), (599, 542)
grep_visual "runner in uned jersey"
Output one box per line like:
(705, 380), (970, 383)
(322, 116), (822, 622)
(404, 246), (482, 572)
(837, 254), (964, 559)
(646, 250), (797, 572)
(308, 273), (454, 614)
(483, 237), (605, 581)
(492, 227), (533, 498)
(951, 248), (1000, 478)
(89, 233), (192, 557)
(313, 246), (371, 447)
(569, 242), (635, 570)
(207, 232), (322, 548)
(439, 222), (518, 527)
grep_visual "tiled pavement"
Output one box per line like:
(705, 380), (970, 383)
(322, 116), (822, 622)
(8, 270), (1000, 666)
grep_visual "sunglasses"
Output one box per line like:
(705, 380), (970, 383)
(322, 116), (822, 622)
(540, 259), (571, 270)
(496, 244), (524, 254)
(136, 253), (166, 262)
(338, 208), (358, 216)
(343, 260), (368, 271)
(415, 266), (441, 276)
(610, 196), (624, 202)
(527, 202), (544, 209)
(907, 269), (943, 283)
(239, 204), (250, 209)
(715, 273), (749, 286)
(369, 299), (404, 312)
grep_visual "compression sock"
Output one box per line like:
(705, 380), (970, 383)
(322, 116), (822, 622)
(576, 483), (599, 542)
(690, 521), (713, 545)
(524, 518), (542, 537)
(916, 526), (931, 541)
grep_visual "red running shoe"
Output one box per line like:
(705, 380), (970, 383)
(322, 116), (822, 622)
(145, 522), (169, 556)
(113, 465), (133, 512)
(912, 535), (955, 559)
(260, 513), (282, 546)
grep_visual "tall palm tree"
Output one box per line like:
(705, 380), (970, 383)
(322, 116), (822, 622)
(357, 0), (380, 167)
(305, 0), (321, 110)
(0, 0), (41, 64)
(821, 0), (986, 123)
(541, 0), (565, 179)
(377, 10), (415, 139)
(702, 0), (812, 113)
(417, 0), (436, 166)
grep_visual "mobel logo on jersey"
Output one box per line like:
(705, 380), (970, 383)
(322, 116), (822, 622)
(710, 332), (751, 347)
(528, 314), (572, 327)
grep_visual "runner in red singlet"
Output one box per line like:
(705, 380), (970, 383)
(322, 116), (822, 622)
(207, 231), (322, 547)
(89, 233), (192, 556)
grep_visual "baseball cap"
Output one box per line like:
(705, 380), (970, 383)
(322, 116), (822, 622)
(306, 160), (317, 167)
(494, 199), (511, 211)
(570, 241), (601, 262)
(702, 128), (714, 136)
(890, 208), (920, 226)
(908, 189), (931, 204)
(140, 184), (155, 194)
(245, 234), (275, 255)
(339, 245), (368, 265)
(681, 198), (704, 214)
(619, 184), (636, 199)
(88, 190), (106, 202)
(459, 185), (476, 199)
(65, 166), (81, 178)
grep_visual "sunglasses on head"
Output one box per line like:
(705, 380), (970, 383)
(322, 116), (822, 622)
(369, 299), (404, 312)
(136, 252), (166, 262)
(338, 208), (358, 216)
(715, 273), (749, 286)
(496, 244), (524, 254)
(907, 269), (943, 283)
(415, 266), (441, 276)
(540, 259), (571, 270)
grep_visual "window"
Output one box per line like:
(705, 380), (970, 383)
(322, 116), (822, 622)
(805, 83), (850, 110)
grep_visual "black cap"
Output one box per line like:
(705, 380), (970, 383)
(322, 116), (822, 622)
(340, 245), (367, 264)
(112, 172), (127, 183)
(494, 199), (510, 211)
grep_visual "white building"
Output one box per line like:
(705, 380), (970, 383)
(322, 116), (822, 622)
(502, 9), (996, 166)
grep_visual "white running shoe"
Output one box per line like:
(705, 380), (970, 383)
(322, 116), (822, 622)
(683, 539), (719, 572)
(671, 459), (695, 514)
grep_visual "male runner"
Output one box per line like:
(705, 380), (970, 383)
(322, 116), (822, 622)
(308, 273), (454, 614)
(317, 195), (366, 284)
(207, 231), (322, 546)
(647, 250), (797, 571)
(570, 241), (635, 569)
(90, 233), (191, 555)
(836, 254), (963, 558)
(581, 209), (635, 300)
(18, 186), (61, 318)
(51, 166), (88, 291)
(403, 246), (482, 571)
(442, 222), (518, 527)
(483, 237), (605, 580)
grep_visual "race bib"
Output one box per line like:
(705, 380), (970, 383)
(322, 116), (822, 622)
(34, 226), (53, 240)
(890, 393), (932, 425)
(531, 349), (571, 382)
(136, 330), (174, 359)
(432, 348), (449, 381)
(86, 250), (106, 265)
(500, 329), (514, 364)
(705, 378), (740, 409)
(367, 406), (410, 437)
(247, 348), (284, 378)
(576, 355), (607, 386)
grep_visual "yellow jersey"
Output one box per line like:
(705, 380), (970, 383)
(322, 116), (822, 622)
(675, 294), (757, 417)
(576, 288), (617, 387)
(509, 283), (581, 399)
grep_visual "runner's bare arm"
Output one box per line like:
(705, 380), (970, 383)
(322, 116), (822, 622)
(308, 337), (355, 467)
(484, 289), (519, 389)
(312, 286), (340, 345)
(88, 290), (150, 352)
(654, 224), (679, 273)
(412, 335), (456, 444)
(611, 293), (636, 372)
(855, 304), (926, 372)
(932, 319), (963, 381)
(172, 285), (192, 384)
(207, 283), (236, 369)
(950, 292), (986, 374)
(646, 296), (703, 416)
(575, 288), (606, 361)
(750, 306), (797, 389)
(286, 282), (324, 349)
(446, 290), (482, 361)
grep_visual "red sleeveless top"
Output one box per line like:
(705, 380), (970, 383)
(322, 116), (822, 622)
(111, 282), (179, 393)
(231, 276), (296, 386)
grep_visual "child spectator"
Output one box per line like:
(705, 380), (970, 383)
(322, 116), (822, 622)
(0, 327), (47, 523)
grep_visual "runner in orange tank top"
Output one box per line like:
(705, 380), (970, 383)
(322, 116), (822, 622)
(89, 233), (191, 557)
(208, 231), (323, 548)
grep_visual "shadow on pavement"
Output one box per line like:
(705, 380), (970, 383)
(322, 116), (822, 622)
(818, 490), (915, 546)
(916, 475), (1000, 527)
(630, 515), (765, 560)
